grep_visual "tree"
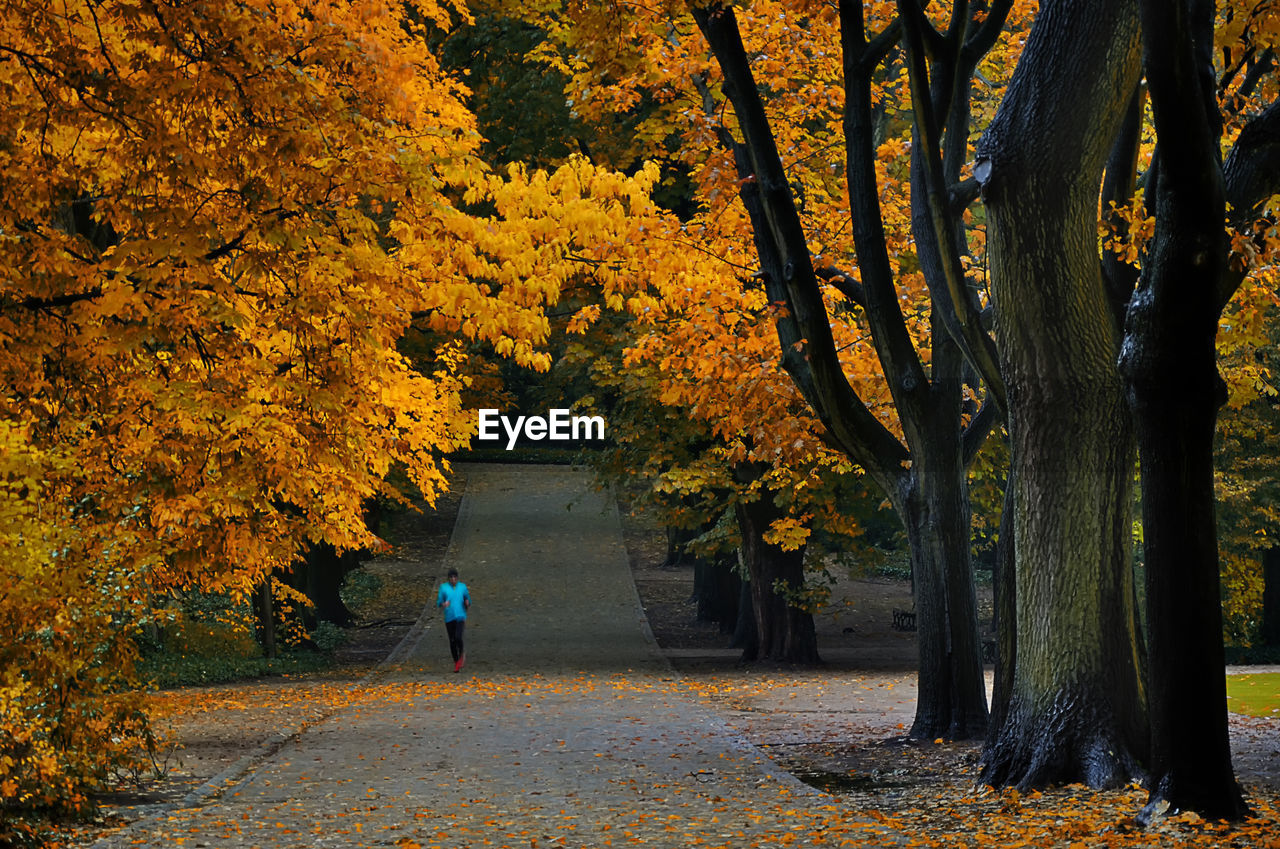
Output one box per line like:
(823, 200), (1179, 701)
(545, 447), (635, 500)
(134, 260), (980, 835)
(513, 0), (1047, 735)
(975, 0), (1149, 789)
(977, 0), (1280, 806)
(1123, 0), (1280, 822)
(1215, 282), (1280, 648)
(0, 0), (669, 813)
(684, 0), (1025, 739)
(555, 254), (845, 665)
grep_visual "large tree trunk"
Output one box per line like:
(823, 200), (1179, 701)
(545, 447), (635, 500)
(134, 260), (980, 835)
(733, 494), (820, 665)
(976, 0), (1149, 789)
(1124, 0), (1249, 822)
(1126, 307), (1245, 819)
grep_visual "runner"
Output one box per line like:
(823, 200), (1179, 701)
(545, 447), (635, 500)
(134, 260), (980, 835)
(436, 567), (471, 671)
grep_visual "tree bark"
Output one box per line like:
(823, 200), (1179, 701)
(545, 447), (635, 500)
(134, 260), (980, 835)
(733, 493), (820, 665)
(1124, 0), (1249, 822)
(988, 463), (1017, 739)
(976, 0), (1149, 789)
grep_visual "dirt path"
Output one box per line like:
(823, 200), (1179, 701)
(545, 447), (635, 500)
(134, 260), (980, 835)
(75, 463), (1280, 848)
(82, 465), (900, 848)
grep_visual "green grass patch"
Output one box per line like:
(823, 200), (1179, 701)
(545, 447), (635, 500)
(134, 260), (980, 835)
(1226, 672), (1280, 719)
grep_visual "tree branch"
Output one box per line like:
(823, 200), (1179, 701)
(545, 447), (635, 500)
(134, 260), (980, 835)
(949, 177), (981, 213)
(961, 393), (999, 469)
(898, 0), (1007, 415)
(962, 0), (1016, 61)
(817, 265), (866, 309)
(1100, 84), (1146, 329)
(694, 1), (912, 492)
(1219, 97), (1280, 309)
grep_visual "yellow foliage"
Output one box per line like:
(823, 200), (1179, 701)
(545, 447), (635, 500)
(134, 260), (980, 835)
(1220, 551), (1266, 647)
(0, 423), (152, 814)
(0, 0), (659, 816)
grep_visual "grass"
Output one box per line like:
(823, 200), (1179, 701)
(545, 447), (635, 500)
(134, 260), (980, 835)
(1226, 671), (1280, 719)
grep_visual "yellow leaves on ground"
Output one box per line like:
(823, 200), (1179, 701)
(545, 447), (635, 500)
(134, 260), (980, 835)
(118, 668), (1280, 849)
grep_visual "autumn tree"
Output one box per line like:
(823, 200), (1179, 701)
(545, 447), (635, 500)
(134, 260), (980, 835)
(437, 2), (856, 663)
(977, 0), (1280, 808)
(550, 225), (858, 664)
(681, 0), (1031, 738)
(508, 0), (1046, 733)
(0, 0), (672, 814)
(1216, 290), (1280, 648)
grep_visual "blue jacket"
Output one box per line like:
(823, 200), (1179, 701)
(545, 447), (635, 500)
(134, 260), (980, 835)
(437, 581), (470, 623)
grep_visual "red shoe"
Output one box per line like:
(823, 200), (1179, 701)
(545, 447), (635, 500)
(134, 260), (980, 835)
(457, 654), (465, 671)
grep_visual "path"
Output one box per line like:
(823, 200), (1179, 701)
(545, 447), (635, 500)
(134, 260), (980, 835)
(90, 464), (894, 848)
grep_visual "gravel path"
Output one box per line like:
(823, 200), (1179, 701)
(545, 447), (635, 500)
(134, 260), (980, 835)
(86, 464), (896, 848)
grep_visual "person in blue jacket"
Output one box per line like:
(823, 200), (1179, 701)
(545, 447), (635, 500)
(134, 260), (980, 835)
(436, 567), (471, 672)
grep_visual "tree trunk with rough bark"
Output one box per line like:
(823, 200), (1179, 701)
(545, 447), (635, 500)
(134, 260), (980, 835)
(976, 0), (1149, 789)
(988, 464), (1017, 739)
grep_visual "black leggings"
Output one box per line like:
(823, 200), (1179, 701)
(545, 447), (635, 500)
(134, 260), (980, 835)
(445, 619), (466, 661)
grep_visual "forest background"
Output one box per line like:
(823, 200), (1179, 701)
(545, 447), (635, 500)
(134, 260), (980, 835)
(2, 0), (1280, 841)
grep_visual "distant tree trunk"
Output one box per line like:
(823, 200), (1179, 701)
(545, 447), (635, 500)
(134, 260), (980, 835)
(1263, 548), (1280, 647)
(665, 524), (699, 567)
(694, 551), (741, 633)
(293, 501), (383, 627)
(730, 572), (756, 651)
(684, 512), (741, 629)
(733, 493), (819, 665)
(1124, 0), (1249, 822)
(257, 579), (276, 659)
(977, 0), (1149, 789)
(295, 541), (359, 628)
